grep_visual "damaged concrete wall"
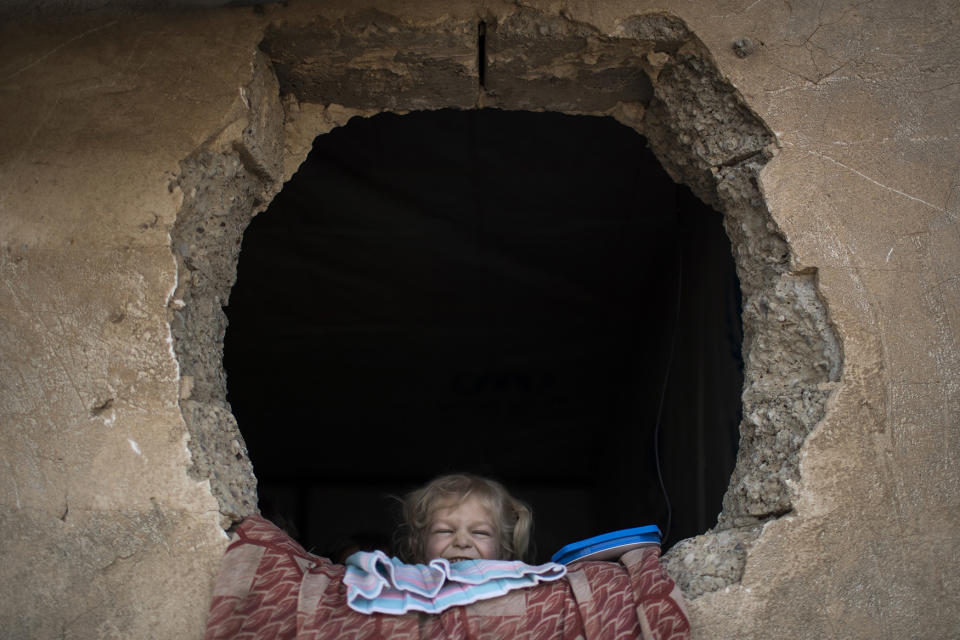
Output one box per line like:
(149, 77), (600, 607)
(0, 0), (957, 638)
(0, 10), (281, 638)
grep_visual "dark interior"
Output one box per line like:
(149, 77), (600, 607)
(223, 108), (743, 562)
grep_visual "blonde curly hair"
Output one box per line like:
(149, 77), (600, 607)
(398, 473), (533, 564)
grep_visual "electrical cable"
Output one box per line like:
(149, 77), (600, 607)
(652, 235), (683, 546)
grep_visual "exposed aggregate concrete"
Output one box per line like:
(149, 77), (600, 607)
(629, 27), (842, 595)
(170, 50), (284, 527)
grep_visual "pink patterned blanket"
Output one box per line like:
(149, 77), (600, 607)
(204, 515), (690, 640)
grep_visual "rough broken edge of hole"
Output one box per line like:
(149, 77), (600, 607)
(167, 9), (842, 600)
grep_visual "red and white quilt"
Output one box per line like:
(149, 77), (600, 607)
(204, 515), (690, 640)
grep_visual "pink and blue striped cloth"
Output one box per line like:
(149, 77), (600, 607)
(342, 551), (568, 615)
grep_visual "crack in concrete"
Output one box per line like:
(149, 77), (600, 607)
(1, 20), (118, 82)
(807, 149), (947, 213)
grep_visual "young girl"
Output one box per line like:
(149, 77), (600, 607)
(398, 473), (533, 564)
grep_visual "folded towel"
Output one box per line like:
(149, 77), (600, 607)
(343, 551), (568, 615)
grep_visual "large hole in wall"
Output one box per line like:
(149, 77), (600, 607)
(169, 9), (842, 599)
(223, 108), (744, 562)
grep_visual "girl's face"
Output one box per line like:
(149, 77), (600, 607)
(424, 495), (500, 562)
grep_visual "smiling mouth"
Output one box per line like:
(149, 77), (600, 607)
(446, 557), (474, 563)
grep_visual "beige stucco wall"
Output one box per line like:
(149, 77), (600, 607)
(1, 1), (957, 638)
